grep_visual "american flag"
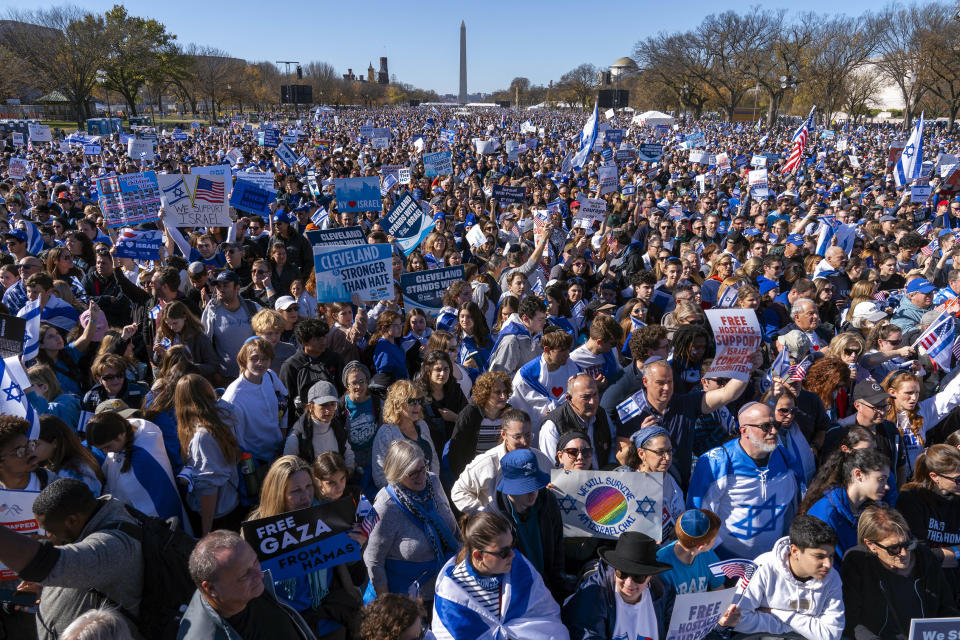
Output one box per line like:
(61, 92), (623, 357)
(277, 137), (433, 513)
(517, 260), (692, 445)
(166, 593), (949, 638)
(359, 507), (379, 536)
(709, 558), (758, 580)
(873, 291), (888, 302)
(921, 238), (940, 257)
(194, 177), (224, 204)
(916, 311), (956, 372)
(781, 106), (817, 174)
(788, 358), (811, 381)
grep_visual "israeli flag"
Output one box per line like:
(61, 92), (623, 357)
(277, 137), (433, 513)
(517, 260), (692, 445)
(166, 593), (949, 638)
(760, 348), (790, 394)
(311, 206), (329, 228)
(571, 104), (599, 171)
(895, 112), (924, 188)
(19, 298), (41, 362)
(0, 356), (40, 440)
(19, 221), (44, 255)
(815, 216), (839, 256)
(161, 176), (189, 206)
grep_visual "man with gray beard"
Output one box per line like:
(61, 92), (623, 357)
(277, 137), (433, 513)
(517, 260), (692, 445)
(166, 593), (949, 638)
(686, 402), (800, 559)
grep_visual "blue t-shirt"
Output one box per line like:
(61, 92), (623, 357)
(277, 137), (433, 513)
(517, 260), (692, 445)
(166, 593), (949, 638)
(656, 541), (724, 596)
(344, 395), (377, 451)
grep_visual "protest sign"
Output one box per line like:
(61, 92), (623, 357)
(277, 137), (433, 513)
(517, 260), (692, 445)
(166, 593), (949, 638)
(359, 125), (374, 138)
(911, 184), (932, 203)
(888, 141), (906, 168)
(229, 179), (276, 217)
(820, 129), (835, 139)
(235, 171), (275, 191)
(576, 197), (607, 232)
(282, 134), (298, 145)
(7, 158), (27, 181)
(11, 133), (22, 146)
(384, 193), (435, 255)
(259, 128), (279, 148)
(751, 155), (767, 168)
(371, 137), (390, 150)
(127, 138), (155, 162)
(398, 167), (411, 184)
(158, 174), (230, 227)
(381, 164), (403, 183)
(225, 148), (242, 166)
(637, 143), (663, 162)
(598, 165), (619, 195)
(466, 224), (487, 248)
(305, 226), (365, 247)
(0, 315), (25, 359)
(172, 130), (188, 141)
(685, 132), (706, 148)
(191, 164), (233, 196)
(27, 123), (51, 143)
(474, 138), (498, 154)
(334, 177), (382, 213)
(716, 153), (731, 172)
(748, 169), (769, 197)
(605, 128), (624, 145)
(312, 243), (393, 303)
(424, 151), (453, 176)
(0, 489), (42, 580)
(492, 184), (527, 205)
(400, 266), (467, 315)
(96, 171), (162, 228)
(274, 143), (298, 168)
(689, 149), (709, 164)
(908, 617), (960, 640)
(114, 228), (163, 260)
(550, 470), (664, 541)
(240, 497), (361, 582)
(84, 144), (102, 156)
(705, 308), (761, 382)
(665, 587), (737, 640)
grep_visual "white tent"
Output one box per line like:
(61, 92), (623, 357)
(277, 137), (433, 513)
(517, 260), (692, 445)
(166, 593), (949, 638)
(632, 110), (675, 127)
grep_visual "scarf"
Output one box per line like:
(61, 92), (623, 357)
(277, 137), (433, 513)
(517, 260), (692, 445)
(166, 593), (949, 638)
(391, 477), (459, 561)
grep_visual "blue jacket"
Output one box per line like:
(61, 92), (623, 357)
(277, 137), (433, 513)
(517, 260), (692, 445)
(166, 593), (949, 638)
(806, 485), (859, 562)
(373, 338), (408, 380)
(561, 558), (669, 640)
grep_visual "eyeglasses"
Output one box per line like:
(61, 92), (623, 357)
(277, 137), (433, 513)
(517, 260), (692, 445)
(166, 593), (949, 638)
(614, 569), (651, 583)
(844, 348), (861, 356)
(95, 249), (111, 257)
(642, 447), (674, 457)
(562, 446), (594, 459)
(0, 440), (37, 461)
(406, 398), (425, 406)
(101, 373), (124, 381)
(479, 541), (516, 559)
(871, 538), (917, 556)
(883, 339), (902, 346)
(744, 421), (778, 433)
(935, 472), (960, 485)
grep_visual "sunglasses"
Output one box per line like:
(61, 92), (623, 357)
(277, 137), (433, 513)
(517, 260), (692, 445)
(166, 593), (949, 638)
(935, 472), (960, 485)
(615, 569), (651, 583)
(883, 339), (902, 346)
(406, 398), (425, 406)
(871, 538), (917, 556)
(844, 348), (861, 356)
(562, 446), (594, 459)
(745, 421), (778, 433)
(101, 373), (124, 381)
(479, 541), (516, 559)
(0, 439), (37, 460)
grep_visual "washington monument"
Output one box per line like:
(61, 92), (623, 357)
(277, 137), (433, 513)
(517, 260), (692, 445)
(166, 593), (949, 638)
(459, 20), (467, 104)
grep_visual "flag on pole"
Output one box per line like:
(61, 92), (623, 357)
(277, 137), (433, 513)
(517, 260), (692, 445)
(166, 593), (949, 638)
(571, 104), (599, 171)
(759, 347), (790, 393)
(914, 311), (956, 371)
(921, 238), (940, 257)
(895, 112), (924, 188)
(709, 558), (758, 580)
(0, 356), (39, 440)
(19, 298), (41, 363)
(782, 106), (816, 174)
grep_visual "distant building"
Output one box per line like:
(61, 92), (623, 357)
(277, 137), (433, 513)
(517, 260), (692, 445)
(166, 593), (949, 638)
(378, 57), (389, 85)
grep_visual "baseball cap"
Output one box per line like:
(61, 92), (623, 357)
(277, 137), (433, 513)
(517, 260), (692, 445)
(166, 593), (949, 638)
(274, 295), (297, 311)
(307, 381), (339, 405)
(757, 277), (779, 296)
(213, 270), (239, 284)
(785, 234), (804, 246)
(95, 399), (138, 418)
(274, 210), (296, 225)
(852, 301), (887, 323)
(879, 214), (898, 222)
(3, 229), (26, 242)
(906, 278), (936, 295)
(853, 380), (889, 406)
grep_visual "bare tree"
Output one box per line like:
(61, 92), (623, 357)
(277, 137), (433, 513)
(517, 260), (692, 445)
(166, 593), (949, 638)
(634, 31), (709, 118)
(559, 63), (598, 109)
(804, 14), (879, 124)
(1, 7), (109, 126)
(916, 3), (960, 129)
(696, 11), (764, 121)
(191, 46), (243, 121)
(871, 3), (930, 129)
(842, 67), (884, 123)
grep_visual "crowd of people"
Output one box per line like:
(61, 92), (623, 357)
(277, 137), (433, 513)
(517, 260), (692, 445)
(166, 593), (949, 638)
(1, 103), (960, 640)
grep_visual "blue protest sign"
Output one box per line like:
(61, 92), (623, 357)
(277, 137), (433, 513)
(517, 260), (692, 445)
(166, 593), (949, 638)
(258, 128), (279, 148)
(908, 617), (960, 639)
(359, 125), (374, 138)
(114, 229), (162, 260)
(685, 132), (706, 148)
(383, 193), (435, 255)
(492, 184), (527, 205)
(400, 266), (466, 315)
(312, 244), (393, 302)
(637, 143), (663, 162)
(615, 149), (637, 162)
(440, 129), (456, 145)
(605, 129), (624, 144)
(241, 498), (362, 582)
(171, 130), (187, 141)
(274, 143), (298, 168)
(229, 179), (276, 216)
(601, 147), (614, 161)
(334, 177), (382, 213)
(424, 151), (453, 177)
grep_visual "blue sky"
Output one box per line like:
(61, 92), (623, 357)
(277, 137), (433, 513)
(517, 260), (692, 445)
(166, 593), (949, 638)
(3, 0), (881, 95)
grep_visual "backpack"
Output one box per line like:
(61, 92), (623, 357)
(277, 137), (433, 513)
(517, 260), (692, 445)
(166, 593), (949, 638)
(98, 505), (197, 640)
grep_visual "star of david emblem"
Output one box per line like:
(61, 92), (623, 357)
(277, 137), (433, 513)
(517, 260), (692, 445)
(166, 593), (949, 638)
(172, 186), (186, 199)
(636, 496), (656, 517)
(729, 495), (787, 540)
(3, 382), (23, 403)
(903, 144), (915, 159)
(557, 495), (577, 514)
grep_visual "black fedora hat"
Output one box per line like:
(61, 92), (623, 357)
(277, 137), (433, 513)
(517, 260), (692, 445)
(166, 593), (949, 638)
(600, 531), (672, 576)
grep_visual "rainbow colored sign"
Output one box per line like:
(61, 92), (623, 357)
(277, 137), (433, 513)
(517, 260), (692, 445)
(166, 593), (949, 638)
(551, 470), (664, 541)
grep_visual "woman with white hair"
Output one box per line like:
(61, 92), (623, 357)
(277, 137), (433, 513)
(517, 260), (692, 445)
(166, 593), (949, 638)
(363, 439), (460, 606)
(371, 380), (440, 489)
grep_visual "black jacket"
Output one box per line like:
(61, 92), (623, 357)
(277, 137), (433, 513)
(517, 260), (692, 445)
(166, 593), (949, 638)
(279, 347), (345, 424)
(841, 543), (958, 640)
(82, 270), (151, 326)
(447, 403), (489, 480)
(543, 401), (614, 470)
(289, 411), (350, 463)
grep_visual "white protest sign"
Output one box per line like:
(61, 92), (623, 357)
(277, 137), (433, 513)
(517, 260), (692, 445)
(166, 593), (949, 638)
(716, 152), (731, 172)
(84, 144), (102, 156)
(28, 123), (51, 143)
(689, 149), (709, 164)
(665, 587), (737, 640)
(371, 137), (389, 150)
(466, 224), (487, 248)
(705, 308), (761, 382)
(235, 171), (275, 192)
(191, 164), (233, 196)
(911, 184), (932, 203)
(576, 197), (607, 231)
(11, 133), (23, 146)
(58, 141), (70, 154)
(158, 174), (230, 227)
(0, 489), (43, 580)
(225, 148), (242, 166)
(604, 108), (615, 120)
(849, 155), (861, 168)
(398, 167), (411, 185)
(597, 165), (619, 195)
(751, 155), (767, 168)
(748, 169), (770, 198)
(474, 138), (499, 155)
(8, 158), (28, 181)
(127, 138), (155, 162)
(550, 469), (664, 541)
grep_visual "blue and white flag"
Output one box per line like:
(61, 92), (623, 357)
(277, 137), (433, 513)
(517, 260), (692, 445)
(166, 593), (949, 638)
(915, 311), (956, 371)
(759, 348), (790, 394)
(571, 104), (599, 171)
(18, 298), (41, 363)
(815, 215), (840, 257)
(311, 206), (329, 228)
(27, 295), (80, 332)
(0, 356), (39, 439)
(717, 283), (741, 308)
(895, 112), (925, 188)
(19, 221), (44, 255)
